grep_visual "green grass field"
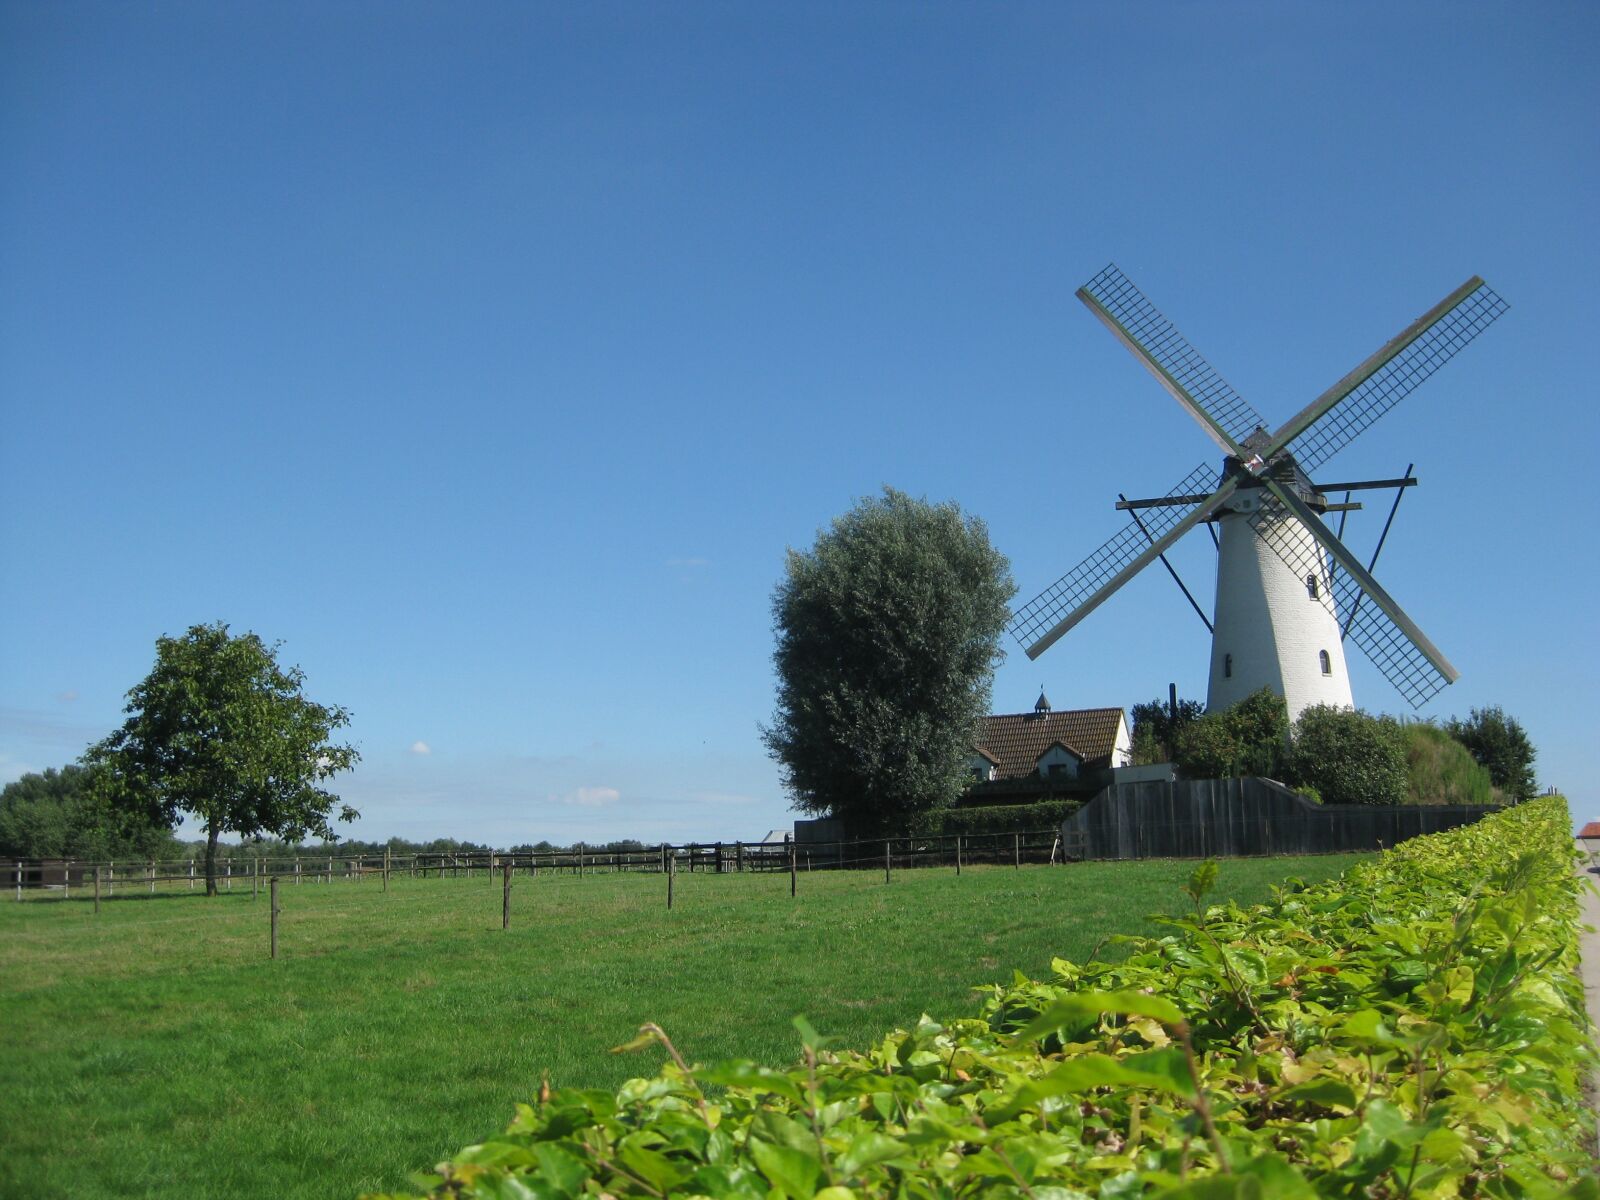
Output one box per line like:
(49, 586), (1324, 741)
(0, 855), (1368, 1200)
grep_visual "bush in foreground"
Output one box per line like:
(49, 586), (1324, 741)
(371, 797), (1593, 1199)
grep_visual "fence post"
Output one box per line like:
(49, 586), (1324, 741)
(885, 841), (891, 884)
(502, 863), (512, 929)
(327, 856), (333, 884)
(226, 858), (232, 891)
(736, 841), (744, 872)
(64, 864), (70, 899)
(955, 835), (962, 876)
(789, 839), (796, 898)
(270, 876), (280, 959)
(149, 859), (155, 895)
(667, 851), (676, 909)
(94, 866), (101, 914)
(109, 860), (115, 896)
(189, 859), (194, 890)
(14, 860), (20, 901)
(578, 843), (585, 878)
(253, 857), (259, 900)
(1014, 833), (1020, 870)
(295, 857), (301, 885)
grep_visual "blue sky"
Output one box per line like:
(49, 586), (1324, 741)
(2, 2), (1595, 844)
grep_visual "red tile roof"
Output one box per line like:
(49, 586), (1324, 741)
(975, 707), (1126, 779)
(1577, 822), (1600, 839)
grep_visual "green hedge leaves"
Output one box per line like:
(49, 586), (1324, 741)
(371, 798), (1597, 1199)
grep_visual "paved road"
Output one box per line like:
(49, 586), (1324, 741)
(1575, 843), (1600, 1148)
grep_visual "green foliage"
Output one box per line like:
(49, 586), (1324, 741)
(0, 765), (179, 860)
(1130, 694), (1204, 765)
(388, 798), (1594, 1199)
(1447, 706), (1537, 802)
(762, 489), (1015, 834)
(83, 622), (359, 895)
(1404, 722), (1498, 806)
(1287, 704), (1409, 807)
(914, 799), (1082, 837)
(1172, 687), (1288, 779)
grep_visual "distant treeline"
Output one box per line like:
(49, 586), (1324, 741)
(0, 772), (667, 861)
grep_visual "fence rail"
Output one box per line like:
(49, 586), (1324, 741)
(7, 829), (1080, 899)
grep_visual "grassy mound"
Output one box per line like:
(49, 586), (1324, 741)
(1405, 721), (1499, 806)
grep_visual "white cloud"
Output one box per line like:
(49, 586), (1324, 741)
(57, 690), (79, 703)
(561, 786), (621, 807)
(410, 741), (432, 756)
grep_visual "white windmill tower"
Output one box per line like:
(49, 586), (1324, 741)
(1012, 264), (1507, 717)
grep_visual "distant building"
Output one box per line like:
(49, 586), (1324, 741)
(964, 692), (1132, 799)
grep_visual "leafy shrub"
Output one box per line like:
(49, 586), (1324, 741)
(1405, 722), (1498, 806)
(1172, 687), (1288, 779)
(1287, 704), (1408, 806)
(1447, 705), (1537, 802)
(1130, 694), (1203, 764)
(374, 799), (1593, 1199)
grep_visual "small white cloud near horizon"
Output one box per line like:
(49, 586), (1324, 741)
(561, 785), (621, 807)
(57, 690), (79, 703)
(410, 741), (432, 756)
(665, 556), (710, 569)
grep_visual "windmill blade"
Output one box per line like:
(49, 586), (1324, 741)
(1078, 264), (1267, 457)
(1249, 479), (1458, 708)
(1264, 277), (1508, 472)
(1012, 463), (1236, 659)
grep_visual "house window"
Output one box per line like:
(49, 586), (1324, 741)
(1306, 573), (1320, 599)
(1319, 649), (1332, 676)
(1224, 653), (1232, 678)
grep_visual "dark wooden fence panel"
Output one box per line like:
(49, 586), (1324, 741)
(1063, 778), (1498, 860)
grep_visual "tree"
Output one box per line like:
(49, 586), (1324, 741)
(0, 765), (179, 861)
(1172, 688), (1288, 780)
(83, 623), (360, 895)
(762, 488), (1015, 834)
(1446, 706), (1537, 802)
(1287, 705), (1409, 807)
(1130, 695), (1205, 765)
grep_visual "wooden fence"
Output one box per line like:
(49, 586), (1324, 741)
(7, 829), (1080, 900)
(1063, 777), (1498, 860)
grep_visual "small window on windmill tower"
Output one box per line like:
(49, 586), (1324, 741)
(1319, 649), (1332, 676)
(1306, 573), (1320, 600)
(1224, 653), (1233, 678)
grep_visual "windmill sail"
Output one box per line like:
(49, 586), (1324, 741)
(1011, 462), (1224, 658)
(1079, 264), (1267, 454)
(1268, 279), (1508, 472)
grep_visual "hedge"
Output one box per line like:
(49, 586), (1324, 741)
(914, 799), (1083, 838)
(371, 797), (1597, 1199)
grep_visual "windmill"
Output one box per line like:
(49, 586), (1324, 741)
(1011, 264), (1507, 717)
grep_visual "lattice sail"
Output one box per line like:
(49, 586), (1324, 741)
(1010, 462), (1218, 654)
(1080, 264), (1268, 449)
(1247, 495), (1452, 708)
(1288, 281), (1509, 472)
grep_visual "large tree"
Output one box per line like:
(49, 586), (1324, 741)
(762, 488), (1014, 834)
(83, 622), (360, 894)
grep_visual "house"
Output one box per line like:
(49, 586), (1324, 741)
(964, 692), (1132, 799)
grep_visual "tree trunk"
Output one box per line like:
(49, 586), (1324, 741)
(205, 823), (220, 897)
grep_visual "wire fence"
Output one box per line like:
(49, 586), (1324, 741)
(6, 829), (1081, 901)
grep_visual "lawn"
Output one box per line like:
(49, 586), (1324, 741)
(0, 854), (1368, 1200)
